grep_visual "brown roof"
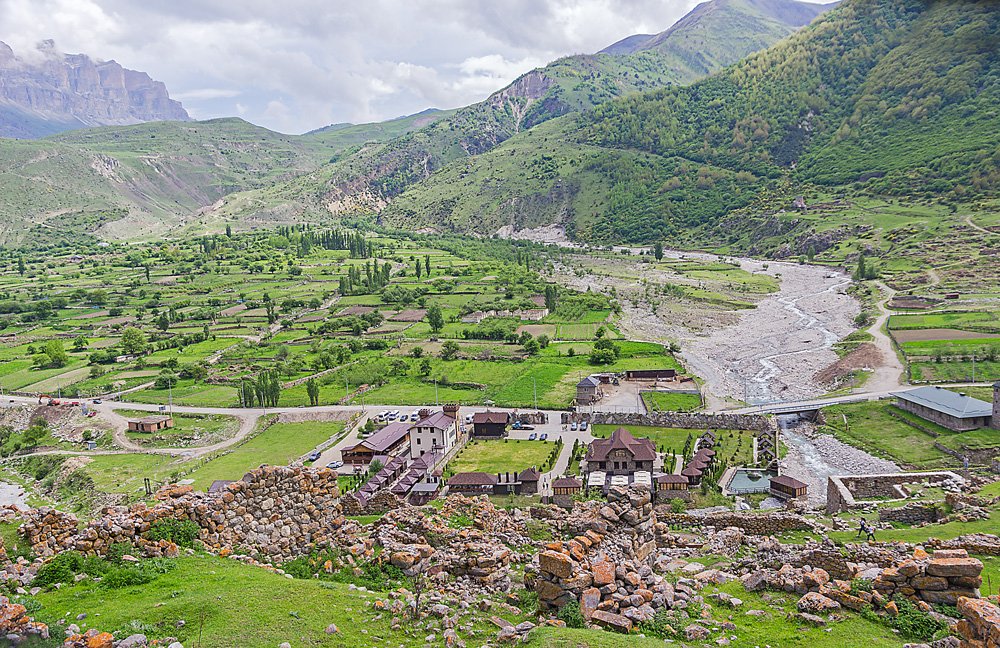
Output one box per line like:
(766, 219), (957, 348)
(770, 475), (808, 490)
(447, 472), (498, 486)
(552, 477), (582, 489)
(133, 415), (172, 425)
(694, 448), (716, 457)
(518, 467), (541, 482)
(349, 421), (410, 453)
(473, 411), (510, 425)
(656, 474), (689, 484)
(681, 466), (703, 477)
(585, 427), (656, 463)
(411, 411), (456, 431)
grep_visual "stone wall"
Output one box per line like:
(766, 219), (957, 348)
(18, 465), (363, 562)
(954, 596), (1000, 647)
(872, 548), (983, 606)
(531, 486), (663, 629)
(826, 472), (963, 514)
(879, 502), (944, 525)
(570, 411), (774, 432)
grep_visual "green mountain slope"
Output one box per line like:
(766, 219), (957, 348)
(0, 108), (455, 246)
(380, 0), (1000, 248)
(209, 0), (830, 225)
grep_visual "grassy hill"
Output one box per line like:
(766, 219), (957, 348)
(206, 0), (829, 226)
(0, 115), (438, 247)
(373, 0), (1000, 292)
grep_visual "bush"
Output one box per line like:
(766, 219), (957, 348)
(145, 519), (200, 547)
(557, 600), (585, 628)
(33, 552), (85, 587)
(669, 498), (686, 513)
(101, 559), (174, 589)
(892, 596), (946, 641)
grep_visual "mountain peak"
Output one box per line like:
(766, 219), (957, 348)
(0, 39), (190, 139)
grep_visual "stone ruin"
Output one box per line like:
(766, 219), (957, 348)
(8, 465), (364, 563)
(375, 495), (531, 594)
(529, 486), (672, 631)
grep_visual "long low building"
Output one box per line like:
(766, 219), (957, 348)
(892, 385), (997, 432)
(342, 421), (410, 465)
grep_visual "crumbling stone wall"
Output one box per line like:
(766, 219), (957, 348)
(879, 502), (944, 525)
(18, 465), (354, 562)
(873, 549), (983, 605)
(954, 596), (1000, 647)
(531, 487), (669, 630)
(826, 471), (963, 514)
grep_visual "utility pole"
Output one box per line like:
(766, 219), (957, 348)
(533, 377), (537, 411)
(435, 379), (439, 406)
(168, 382), (173, 417)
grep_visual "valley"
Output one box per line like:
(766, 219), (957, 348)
(1, 1), (1000, 647)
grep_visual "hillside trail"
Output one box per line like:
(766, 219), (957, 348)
(862, 281), (906, 394)
(965, 215), (991, 235)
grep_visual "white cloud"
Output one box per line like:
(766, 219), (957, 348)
(0, 0), (703, 133)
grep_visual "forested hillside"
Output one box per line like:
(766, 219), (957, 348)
(381, 0), (1000, 246)
(208, 0), (828, 226)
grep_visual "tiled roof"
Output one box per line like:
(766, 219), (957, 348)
(585, 427), (656, 462)
(473, 411), (510, 425)
(447, 472), (498, 486)
(411, 411), (456, 431)
(352, 421), (410, 453)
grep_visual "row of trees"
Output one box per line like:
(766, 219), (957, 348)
(237, 369), (282, 408)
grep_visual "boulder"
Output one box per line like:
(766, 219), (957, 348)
(591, 610), (632, 633)
(796, 592), (841, 614)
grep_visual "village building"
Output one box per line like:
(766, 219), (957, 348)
(576, 375), (603, 405)
(656, 474), (689, 494)
(892, 385), (998, 432)
(447, 471), (498, 494)
(127, 415), (174, 433)
(409, 405), (461, 460)
(552, 476), (583, 496)
(342, 421), (410, 466)
(769, 475), (808, 500)
(471, 411), (510, 439)
(624, 369), (678, 381)
(517, 467), (541, 495)
(584, 428), (656, 490)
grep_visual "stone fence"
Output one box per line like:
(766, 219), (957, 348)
(826, 471), (963, 514)
(17, 465), (366, 563)
(566, 411), (774, 431)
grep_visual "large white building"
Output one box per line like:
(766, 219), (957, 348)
(408, 405), (461, 460)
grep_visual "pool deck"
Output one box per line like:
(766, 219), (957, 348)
(721, 466), (775, 496)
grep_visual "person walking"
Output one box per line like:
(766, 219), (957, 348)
(866, 522), (877, 543)
(856, 518), (866, 539)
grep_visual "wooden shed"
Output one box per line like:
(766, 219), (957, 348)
(127, 416), (174, 433)
(769, 475), (808, 500)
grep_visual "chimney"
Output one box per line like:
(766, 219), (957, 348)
(443, 403), (459, 417)
(418, 408), (431, 419)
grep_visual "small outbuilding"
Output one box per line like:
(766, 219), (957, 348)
(472, 411), (510, 439)
(128, 416), (174, 433)
(576, 375), (602, 405)
(517, 467), (541, 495)
(769, 475), (808, 501)
(552, 476), (583, 496)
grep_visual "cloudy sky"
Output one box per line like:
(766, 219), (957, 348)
(0, 0), (703, 134)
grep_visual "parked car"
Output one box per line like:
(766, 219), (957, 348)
(539, 433), (548, 441)
(570, 422), (578, 431)
(580, 421), (588, 431)
(92, 398), (102, 404)
(307, 451), (321, 462)
(528, 432), (538, 441)
(410, 412), (419, 421)
(326, 460), (344, 469)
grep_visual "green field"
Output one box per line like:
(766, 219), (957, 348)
(185, 419), (347, 490)
(447, 439), (555, 475)
(819, 401), (998, 468)
(641, 391), (702, 412)
(590, 424), (753, 466)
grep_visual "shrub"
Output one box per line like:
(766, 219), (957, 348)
(557, 600), (585, 628)
(892, 596), (946, 641)
(101, 559), (174, 590)
(33, 552), (85, 587)
(670, 498), (686, 514)
(145, 519), (200, 547)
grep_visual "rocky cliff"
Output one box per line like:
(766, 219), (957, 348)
(0, 40), (190, 138)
